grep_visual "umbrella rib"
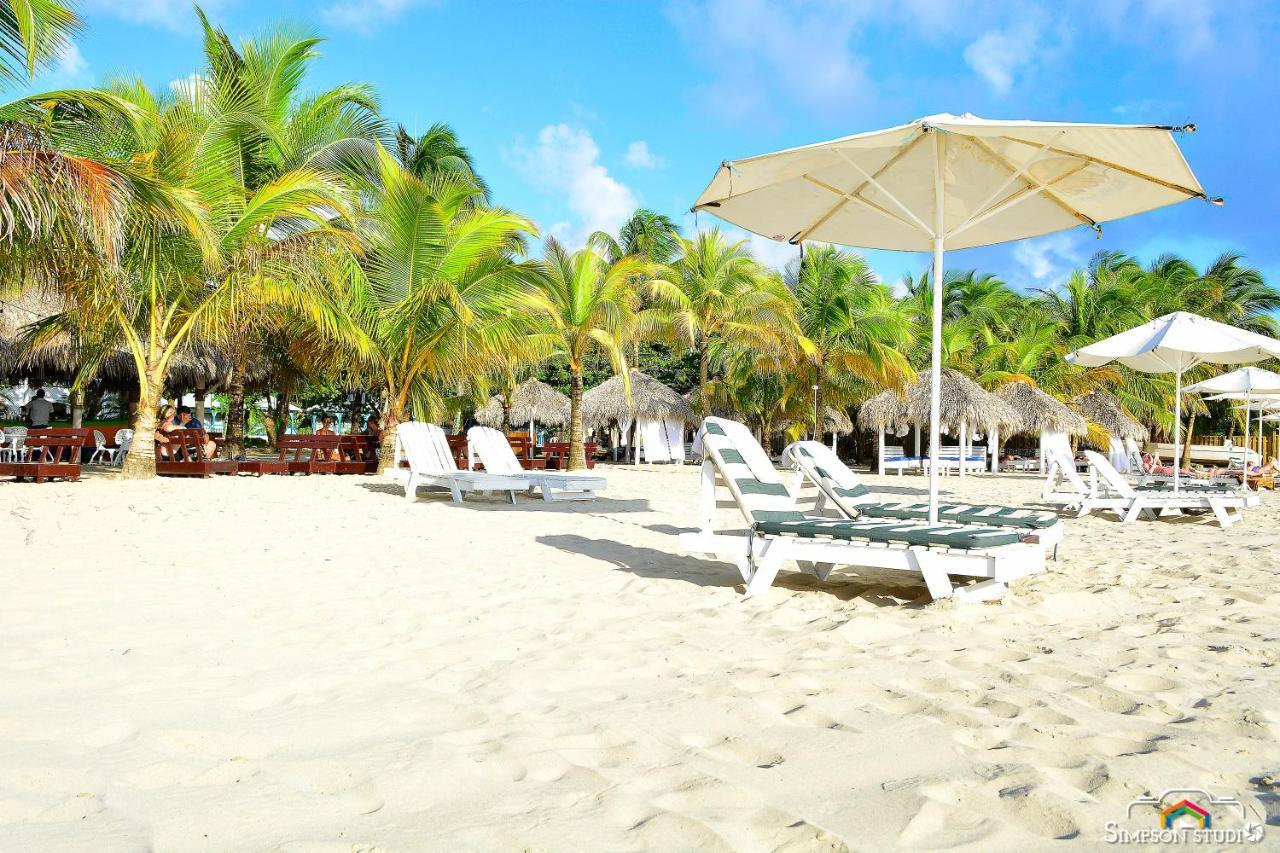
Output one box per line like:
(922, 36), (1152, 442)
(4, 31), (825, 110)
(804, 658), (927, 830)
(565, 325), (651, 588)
(799, 175), (921, 238)
(960, 136), (1098, 230)
(947, 161), (1092, 241)
(1001, 135), (1207, 199)
(792, 136), (926, 243)
(950, 131), (1065, 235)
(834, 148), (935, 237)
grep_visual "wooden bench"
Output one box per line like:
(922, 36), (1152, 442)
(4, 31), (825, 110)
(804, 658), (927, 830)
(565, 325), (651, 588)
(0, 430), (84, 482)
(281, 434), (340, 475)
(541, 441), (597, 470)
(334, 434), (379, 474)
(155, 429), (238, 477)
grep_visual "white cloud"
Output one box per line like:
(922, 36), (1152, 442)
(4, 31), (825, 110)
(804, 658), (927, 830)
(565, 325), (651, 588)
(665, 0), (873, 124)
(624, 141), (663, 170)
(1012, 232), (1082, 285)
(83, 0), (229, 31)
(506, 123), (639, 247)
(963, 19), (1043, 96)
(1096, 0), (1216, 55)
(322, 0), (443, 35)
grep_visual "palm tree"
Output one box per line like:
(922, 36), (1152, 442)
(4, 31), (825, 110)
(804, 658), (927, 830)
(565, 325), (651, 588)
(526, 238), (646, 470)
(337, 145), (541, 469)
(190, 11), (383, 458)
(788, 245), (914, 435)
(394, 122), (488, 200)
(588, 208), (680, 265)
(0, 0), (79, 87)
(647, 229), (796, 413)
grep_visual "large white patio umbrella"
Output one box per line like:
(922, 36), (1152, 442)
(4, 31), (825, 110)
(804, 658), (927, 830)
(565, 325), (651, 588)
(693, 113), (1216, 521)
(1185, 367), (1280, 488)
(1067, 313), (1280, 491)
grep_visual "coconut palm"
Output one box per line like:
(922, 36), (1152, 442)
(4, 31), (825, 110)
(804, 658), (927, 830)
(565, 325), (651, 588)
(587, 208), (680, 265)
(526, 238), (646, 470)
(647, 229), (797, 413)
(394, 122), (488, 200)
(786, 244), (914, 434)
(189, 12), (383, 457)
(0, 0), (79, 87)
(334, 145), (540, 468)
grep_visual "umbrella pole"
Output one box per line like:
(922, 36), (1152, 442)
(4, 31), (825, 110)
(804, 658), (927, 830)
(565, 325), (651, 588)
(1243, 393), (1251, 490)
(1173, 368), (1182, 494)
(927, 174), (944, 523)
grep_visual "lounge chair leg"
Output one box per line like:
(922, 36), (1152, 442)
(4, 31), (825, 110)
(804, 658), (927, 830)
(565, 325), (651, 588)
(812, 562), (834, 581)
(404, 474), (418, 500)
(449, 482), (464, 503)
(1122, 501), (1144, 524)
(507, 490), (518, 504)
(913, 552), (954, 600)
(744, 541), (785, 597)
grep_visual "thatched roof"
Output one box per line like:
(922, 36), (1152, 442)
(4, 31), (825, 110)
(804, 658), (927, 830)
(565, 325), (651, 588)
(824, 406), (854, 435)
(683, 387), (737, 420)
(994, 380), (1087, 436)
(1075, 391), (1147, 441)
(905, 368), (1021, 433)
(583, 370), (695, 428)
(858, 391), (909, 432)
(475, 378), (571, 428)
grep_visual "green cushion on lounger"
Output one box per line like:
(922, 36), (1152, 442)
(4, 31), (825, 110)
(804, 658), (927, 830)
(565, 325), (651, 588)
(705, 422), (726, 435)
(1136, 481), (1235, 493)
(753, 517), (1023, 549)
(720, 449), (746, 463)
(858, 502), (1058, 529)
(735, 478), (789, 496)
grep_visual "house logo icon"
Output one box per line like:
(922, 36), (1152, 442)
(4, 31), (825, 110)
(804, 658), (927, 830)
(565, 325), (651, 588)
(1160, 798), (1211, 830)
(1105, 787), (1266, 845)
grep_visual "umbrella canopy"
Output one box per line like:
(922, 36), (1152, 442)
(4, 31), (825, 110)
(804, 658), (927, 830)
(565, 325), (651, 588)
(905, 369), (1020, 434)
(695, 112), (1211, 521)
(583, 370), (694, 430)
(857, 391), (909, 433)
(1068, 313), (1280, 490)
(1188, 368), (1280, 485)
(994, 381), (1087, 436)
(1074, 391), (1147, 442)
(475, 378), (571, 429)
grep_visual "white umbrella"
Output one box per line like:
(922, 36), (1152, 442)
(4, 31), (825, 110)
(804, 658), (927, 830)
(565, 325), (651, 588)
(1185, 367), (1280, 488)
(694, 113), (1216, 521)
(1067, 313), (1280, 491)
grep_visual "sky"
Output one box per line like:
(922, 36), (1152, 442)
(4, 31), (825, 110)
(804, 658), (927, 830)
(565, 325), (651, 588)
(25, 0), (1280, 293)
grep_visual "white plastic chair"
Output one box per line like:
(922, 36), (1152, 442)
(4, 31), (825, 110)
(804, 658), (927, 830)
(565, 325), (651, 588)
(1, 427), (27, 462)
(89, 429), (112, 463)
(112, 429), (135, 465)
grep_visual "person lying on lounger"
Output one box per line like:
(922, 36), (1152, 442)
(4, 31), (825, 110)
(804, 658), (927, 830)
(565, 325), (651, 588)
(1142, 454), (1228, 479)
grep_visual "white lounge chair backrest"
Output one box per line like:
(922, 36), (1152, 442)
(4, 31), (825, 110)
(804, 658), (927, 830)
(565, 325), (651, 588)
(883, 444), (907, 459)
(700, 417), (795, 526)
(1043, 440), (1089, 496)
(783, 440), (876, 509)
(467, 426), (525, 475)
(1082, 450), (1137, 498)
(397, 422), (459, 475)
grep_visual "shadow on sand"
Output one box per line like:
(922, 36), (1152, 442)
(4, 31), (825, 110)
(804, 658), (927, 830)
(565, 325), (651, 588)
(537, 532), (929, 604)
(357, 481), (650, 512)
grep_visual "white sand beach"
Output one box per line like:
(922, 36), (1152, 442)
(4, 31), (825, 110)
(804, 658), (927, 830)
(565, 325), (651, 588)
(2, 465), (1278, 851)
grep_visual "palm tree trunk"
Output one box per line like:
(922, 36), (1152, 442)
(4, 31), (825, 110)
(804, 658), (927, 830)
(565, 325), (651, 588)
(273, 393), (290, 446)
(70, 386), (85, 428)
(223, 350), (248, 458)
(814, 364), (824, 442)
(348, 391), (364, 434)
(375, 396), (404, 475)
(1182, 411), (1196, 468)
(698, 342), (709, 417)
(568, 368), (586, 471)
(121, 366), (163, 479)
(501, 392), (512, 432)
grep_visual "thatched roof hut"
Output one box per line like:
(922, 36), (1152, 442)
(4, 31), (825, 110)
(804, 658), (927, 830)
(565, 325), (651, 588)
(1075, 391), (1147, 441)
(824, 406), (854, 435)
(905, 368), (1021, 434)
(583, 370), (695, 429)
(994, 381), (1087, 436)
(475, 378), (570, 428)
(857, 391), (909, 433)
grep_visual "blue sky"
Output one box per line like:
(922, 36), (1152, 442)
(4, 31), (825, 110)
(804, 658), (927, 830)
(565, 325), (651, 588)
(28, 0), (1280, 292)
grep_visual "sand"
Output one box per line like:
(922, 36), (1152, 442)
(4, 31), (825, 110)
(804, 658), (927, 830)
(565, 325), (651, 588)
(1, 462), (1278, 851)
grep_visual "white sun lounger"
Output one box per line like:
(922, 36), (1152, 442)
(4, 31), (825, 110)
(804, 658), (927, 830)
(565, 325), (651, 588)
(466, 426), (606, 501)
(783, 440), (1065, 557)
(678, 418), (1044, 601)
(1079, 450), (1255, 527)
(389, 422), (530, 503)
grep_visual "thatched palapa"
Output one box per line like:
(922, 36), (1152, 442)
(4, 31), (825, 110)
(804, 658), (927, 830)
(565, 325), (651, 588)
(905, 368), (1020, 434)
(475, 378), (570, 428)
(583, 370), (694, 429)
(1075, 391), (1147, 441)
(857, 391), (908, 433)
(823, 406), (854, 435)
(994, 380), (1087, 436)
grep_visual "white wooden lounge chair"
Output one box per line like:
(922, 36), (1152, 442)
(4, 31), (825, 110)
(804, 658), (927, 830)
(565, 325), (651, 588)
(1079, 450), (1255, 528)
(783, 440), (1064, 557)
(466, 426), (606, 502)
(679, 418), (1044, 601)
(389, 422), (530, 504)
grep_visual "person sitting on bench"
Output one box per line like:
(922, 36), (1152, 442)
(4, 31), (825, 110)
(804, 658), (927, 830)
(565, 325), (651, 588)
(175, 406), (217, 458)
